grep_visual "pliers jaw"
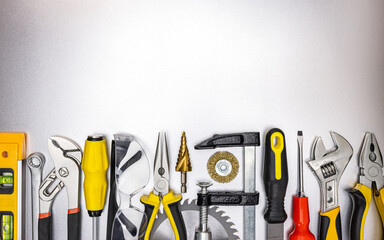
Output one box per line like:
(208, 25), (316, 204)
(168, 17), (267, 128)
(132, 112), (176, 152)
(153, 132), (170, 197)
(48, 136), (82, 210)
(359, 132), (384, 189)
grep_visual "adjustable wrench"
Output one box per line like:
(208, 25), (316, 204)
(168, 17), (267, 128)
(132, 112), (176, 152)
(306, 132), (353, 240)
(27, 153), (45, 240)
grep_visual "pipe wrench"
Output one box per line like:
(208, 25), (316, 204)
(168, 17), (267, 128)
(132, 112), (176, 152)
(306, 132), (353, 240)
(38, 136), (82, 240)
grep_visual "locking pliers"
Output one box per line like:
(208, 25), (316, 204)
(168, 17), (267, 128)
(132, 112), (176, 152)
(38, 136), (82, 240)
(349, 132), (384, 240)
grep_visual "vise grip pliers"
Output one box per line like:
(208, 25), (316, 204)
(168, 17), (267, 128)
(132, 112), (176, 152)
(38, 136), (82, 240)
(349, 132), (384, 240)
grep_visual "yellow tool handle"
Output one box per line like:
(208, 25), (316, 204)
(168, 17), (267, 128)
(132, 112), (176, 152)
(348, 183), (371, 240)
(140, 192), (161, 240)
(319, 207), (342, 240)
(82, 136), (109, 216)
(374, 187), (384, 227)
(161, 191), (187, 240)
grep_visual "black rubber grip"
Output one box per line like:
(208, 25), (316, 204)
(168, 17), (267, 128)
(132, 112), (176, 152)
(319, 212), (342, 240)
(38, 215), (52, 240)
(68, 211), (81, 240)
(168, 201), (187, 240)
(138, 202), (155, 240)
(263, 128), (288, 223)
(195, 132), (260, 149)
(197, 191), (259, 206)
(348, 189), (366, 240)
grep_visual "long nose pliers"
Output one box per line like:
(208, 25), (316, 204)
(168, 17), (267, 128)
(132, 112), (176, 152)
(139, 132), (187, 240)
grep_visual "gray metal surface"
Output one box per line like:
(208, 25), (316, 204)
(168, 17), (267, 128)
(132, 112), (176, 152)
(1, 1), (384, 239)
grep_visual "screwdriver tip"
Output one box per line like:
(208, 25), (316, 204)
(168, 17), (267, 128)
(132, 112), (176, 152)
(298, 131), (303, 136)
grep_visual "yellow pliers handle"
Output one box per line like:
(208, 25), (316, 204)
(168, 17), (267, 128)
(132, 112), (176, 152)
(140, 191), (187, 240)
(349, 184), (372, 240)
(349, 183), (384, 240)
(374, 187), (384, 225)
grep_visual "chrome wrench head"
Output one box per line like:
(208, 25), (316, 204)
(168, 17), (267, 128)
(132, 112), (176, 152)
(27, 153), (45, 240)
(306, 132), (353, 212)
(39, 169), (65, 215)
(48, 136), (82, 210)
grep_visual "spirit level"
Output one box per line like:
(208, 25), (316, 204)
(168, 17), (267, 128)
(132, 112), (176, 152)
(0, 133), (26, 240)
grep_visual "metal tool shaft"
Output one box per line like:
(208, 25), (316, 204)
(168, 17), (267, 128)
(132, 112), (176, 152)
(27, 153), (45, 240)
(92, 217), (98, 240)
(297, 131), (305, 197)
(244, 146), (256, 240)
(195, 182), (212, 240)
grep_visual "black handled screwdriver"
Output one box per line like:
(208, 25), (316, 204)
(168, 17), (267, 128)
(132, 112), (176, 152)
(263, 128), (289, 240)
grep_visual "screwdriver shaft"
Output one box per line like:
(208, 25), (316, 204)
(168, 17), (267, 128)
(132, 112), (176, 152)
(297, 131), (305, 197)
(93, 217), (98, 240)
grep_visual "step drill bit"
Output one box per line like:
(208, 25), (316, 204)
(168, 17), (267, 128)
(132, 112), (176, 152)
(176, 132), (192, 193)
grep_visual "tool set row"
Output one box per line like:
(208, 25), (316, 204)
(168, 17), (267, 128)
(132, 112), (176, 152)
(0, 129), (383, 240)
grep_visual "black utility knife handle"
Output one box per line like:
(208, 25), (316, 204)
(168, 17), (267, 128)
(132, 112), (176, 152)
(195, 132), (260, 149)
(263, 128), (288, 223)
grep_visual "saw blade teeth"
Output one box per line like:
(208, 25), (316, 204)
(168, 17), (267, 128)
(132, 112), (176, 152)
(151, 198), (239, 240)
(210, 206), (219, 211)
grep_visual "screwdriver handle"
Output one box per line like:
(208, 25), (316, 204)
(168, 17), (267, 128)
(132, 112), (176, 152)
(82, 135), (109, 217)
(263, 128), (288, 223)
(289, 196), (315, 240)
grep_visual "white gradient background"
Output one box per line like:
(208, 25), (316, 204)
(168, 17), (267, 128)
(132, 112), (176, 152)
(1, 0), (384, 239)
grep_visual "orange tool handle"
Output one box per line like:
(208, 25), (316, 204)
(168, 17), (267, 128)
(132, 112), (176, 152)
(289, 196), (315, 240)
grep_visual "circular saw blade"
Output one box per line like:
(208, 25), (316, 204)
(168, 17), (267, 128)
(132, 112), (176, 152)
(150, 199), (239, 240)
(208, 151), (239, 183)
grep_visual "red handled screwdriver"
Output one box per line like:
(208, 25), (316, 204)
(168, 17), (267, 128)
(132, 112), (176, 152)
(289, 131), (315, 240)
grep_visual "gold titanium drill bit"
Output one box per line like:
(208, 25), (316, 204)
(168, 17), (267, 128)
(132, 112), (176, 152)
(176, 132), (192, 193)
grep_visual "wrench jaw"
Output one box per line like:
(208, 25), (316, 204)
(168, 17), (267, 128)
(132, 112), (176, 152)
(39, 170), (64, 216)
(307, 132), (353, 213)
(48, 136), (82, 211)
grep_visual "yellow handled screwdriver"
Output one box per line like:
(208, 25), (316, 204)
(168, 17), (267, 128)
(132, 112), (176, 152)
(82, 135), (109, 240)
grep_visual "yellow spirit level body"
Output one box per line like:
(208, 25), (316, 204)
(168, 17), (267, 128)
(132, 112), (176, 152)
(0, 133), (26, 240)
